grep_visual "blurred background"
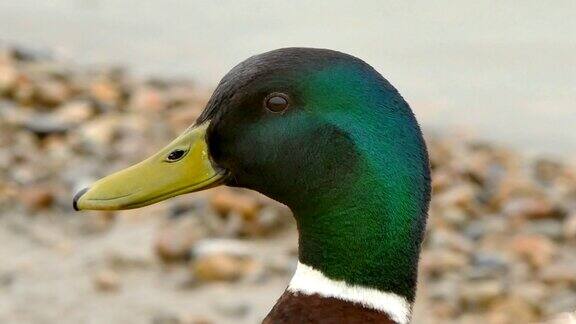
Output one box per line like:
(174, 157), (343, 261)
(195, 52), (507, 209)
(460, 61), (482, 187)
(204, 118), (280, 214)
(0, 1), (575, 323)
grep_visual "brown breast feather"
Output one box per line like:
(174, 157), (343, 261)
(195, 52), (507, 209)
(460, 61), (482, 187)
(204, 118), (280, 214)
(262, 291), (397, 324)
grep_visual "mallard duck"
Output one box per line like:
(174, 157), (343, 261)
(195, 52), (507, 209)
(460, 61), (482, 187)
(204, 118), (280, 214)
(73, 47), (431, 324)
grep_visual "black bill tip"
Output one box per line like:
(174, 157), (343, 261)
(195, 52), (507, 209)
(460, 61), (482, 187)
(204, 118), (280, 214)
(73, 187), (89, 211)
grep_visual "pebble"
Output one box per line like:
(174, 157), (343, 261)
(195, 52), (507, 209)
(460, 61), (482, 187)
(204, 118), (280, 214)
(510, 234), (556, 268)
(151, 313), (214, 324)
(543, 312), (576, 324)
(0, 64), (18, 93)
(167, 106), (203, 131)
(90, 78), (122, 106)
(512, 281), (549, 309)
(420, 250), (468, 274)
(524, 219), (564, 240)
(468, 252), (509, 280)
(0, 272), (16, 288)
(534, 158), (564, 183)
(266, 254), (297, 276)
(210, 189), (260, 221)
(438, 206), (469, 228)
(564, 213), (576, 240)
(463, 219), (489, 241)
(36, 79), (71, 106)
(429, 229), (474, 253)
(151, 313), (181, 324)
(93, 269), (120, 292)
(486, 296), (537, 324)
(435, 184), (477, 207)
(23, 113), (72, 136)
(19, 185), (54, 210)
(191, 253), (260, 282)
(213, 300), (250, 318)
(155, 216), (206, 262)
(77, 114), (119, 148)
(539, 261), (576, 284)
(460, 280), (505, 307)
(129, 86), (166, 112)
(427, 278), (460, 302)
(503, 197), (558, 220)
(55, 100), (94, 123)
(544, 290), (576, 315)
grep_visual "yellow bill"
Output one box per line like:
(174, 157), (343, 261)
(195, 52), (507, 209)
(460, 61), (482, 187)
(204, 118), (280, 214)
(73, 123), (226, 210)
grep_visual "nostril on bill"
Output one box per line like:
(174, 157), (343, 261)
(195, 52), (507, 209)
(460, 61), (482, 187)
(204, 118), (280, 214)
(73, 187), (89, 211)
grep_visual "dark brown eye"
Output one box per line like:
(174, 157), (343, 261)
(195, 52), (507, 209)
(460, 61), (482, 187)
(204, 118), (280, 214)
(264, 93), (289, 112)
(166, 149), (187, 162)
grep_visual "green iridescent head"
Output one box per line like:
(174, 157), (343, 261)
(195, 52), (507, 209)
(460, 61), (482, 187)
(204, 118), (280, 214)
(75, 47), (430, 300)
(201, 48), (431, 300)
(202, 48), (429, 210)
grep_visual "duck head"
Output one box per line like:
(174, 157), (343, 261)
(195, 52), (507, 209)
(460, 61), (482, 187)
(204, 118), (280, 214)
(74, 48), (431, 320)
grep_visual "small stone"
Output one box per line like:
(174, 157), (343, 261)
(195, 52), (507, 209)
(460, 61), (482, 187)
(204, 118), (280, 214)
(93, 269), (120, 292)
(20, 185), (54, 210)
(486, 297), (537, 324)
(151, 313), (213, 324)
(463, 219), (489, 241)
(491, 177), (542, 208)
(440, 206), (468, 228)
(8, 46), (50, 61)
(0, 272), (15, 287)
(431, 169), (453, 193)
(510, 234), (556, 268)
(80, 211), (116, 233)
(167, 106), (202, 131)
(78, 114), (119, 148)
(36, 79), (71, 106)
(435, 184), (477, 208)
(213, 300), (250, 318)
(181, 316), (213, 324)
(128, 86), (166, 112)
(534, 158), (563, 183)
(420, 250), (468, 274)
(155, 216), (205, 263)
(266, 254), (297, 276)
(507, 259), (532, 282)
(564, 213), (576, 240)
(512, 281), (549, 310)
(151, 313), (180, 324)
(524, 219), (564, 240)
(0, 64), (18, 93)
(192, 253), (259, 282)
(468, 252), (509, 280)
(428, 229), (474, 253)
(55, 100), (94, 124)
(539, 261), (576, 284)
(543, 290), (576, 316)
(23, 114), (72, 136)
(104, 247), (154, 270)
(427, 278), (460, 302)
(13, 74), (35, 105)
(543, 312), (576, 324)
(504, 197), (559, 219)
(210, 189), (260, 220)
(461, 280), (505, 307)
(90, 79), (122, 106)
(192, 239), (252, 258)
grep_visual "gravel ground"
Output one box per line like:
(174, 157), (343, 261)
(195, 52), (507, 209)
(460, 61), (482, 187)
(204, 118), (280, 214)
(0, 47), (575, 324)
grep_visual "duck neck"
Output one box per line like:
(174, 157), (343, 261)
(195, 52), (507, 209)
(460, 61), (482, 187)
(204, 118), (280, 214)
(292, 177), (427, 305)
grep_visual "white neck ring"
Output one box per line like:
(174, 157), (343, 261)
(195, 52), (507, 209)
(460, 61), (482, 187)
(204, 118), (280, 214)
(287, 262), (411, 324)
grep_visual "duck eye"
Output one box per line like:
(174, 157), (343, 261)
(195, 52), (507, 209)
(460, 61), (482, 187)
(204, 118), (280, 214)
(166, 149), (187, 162)
(264, 93), (289, 112)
